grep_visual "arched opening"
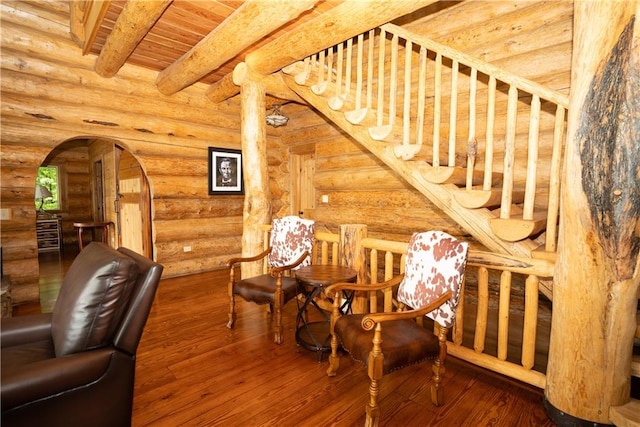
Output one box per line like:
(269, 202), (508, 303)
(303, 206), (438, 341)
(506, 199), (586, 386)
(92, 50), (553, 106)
(37, 138), (152, 312)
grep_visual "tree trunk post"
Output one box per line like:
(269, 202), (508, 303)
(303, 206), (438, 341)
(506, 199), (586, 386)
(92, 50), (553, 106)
(544, 0), (640, 424)
(240, 79), (271, 280)
(339, 224), (368, 313)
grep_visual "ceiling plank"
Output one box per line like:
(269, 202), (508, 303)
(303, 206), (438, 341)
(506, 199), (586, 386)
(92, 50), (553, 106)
(95, 0), (173, 78)
(155, 0), (319, 95)
(82, 0), (111, 55)
(246, 0), (439, 75)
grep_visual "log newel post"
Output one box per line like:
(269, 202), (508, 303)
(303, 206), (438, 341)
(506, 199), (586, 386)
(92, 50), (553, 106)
(239, 78), (271, 280)
(339, 224), (367, 313)
(544, 0), (640, 424)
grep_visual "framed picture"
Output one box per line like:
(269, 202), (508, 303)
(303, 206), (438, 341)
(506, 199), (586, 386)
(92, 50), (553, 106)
(208, 147), (244, 195)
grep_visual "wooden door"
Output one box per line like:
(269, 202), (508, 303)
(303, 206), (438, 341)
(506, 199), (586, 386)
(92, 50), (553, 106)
(93, 160), (105, 222)
(290, 144), (316, 218)
(117, 150), (152, 258)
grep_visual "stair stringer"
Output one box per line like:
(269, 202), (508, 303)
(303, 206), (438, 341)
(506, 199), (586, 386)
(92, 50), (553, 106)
(281, 72), (554, 300)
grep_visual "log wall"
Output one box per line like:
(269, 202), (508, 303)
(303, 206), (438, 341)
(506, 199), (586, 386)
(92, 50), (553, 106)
(0, 2), (254, 302)
(280, 106), (468, 245)
(1, 0), (573, 304)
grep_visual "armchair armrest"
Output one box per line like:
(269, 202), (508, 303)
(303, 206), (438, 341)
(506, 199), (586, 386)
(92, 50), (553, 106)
(361, 290), (452, 330)
(325, 274), (404, 295)
(270, 250), (310, 276)
(1, 313), (52, 348)
(227, 247), (272, 268)
(1, 347), (115, 410)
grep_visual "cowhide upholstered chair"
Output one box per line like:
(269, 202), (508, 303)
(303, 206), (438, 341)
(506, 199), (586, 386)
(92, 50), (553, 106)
(227, 216), (315, 344)
(325, 231), (469, 426)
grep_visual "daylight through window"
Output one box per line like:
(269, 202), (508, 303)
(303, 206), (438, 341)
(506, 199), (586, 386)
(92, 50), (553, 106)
(35, 166), (60, 211)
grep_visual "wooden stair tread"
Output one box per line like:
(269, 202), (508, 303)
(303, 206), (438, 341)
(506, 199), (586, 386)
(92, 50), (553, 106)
(489, 211), (548, 242)
(419, 165), (501, 187)
(531, 248), (557, 263)
(345, 107), (374, 125)
(454, 188), (526, 209)
(609, 399), (640, 426)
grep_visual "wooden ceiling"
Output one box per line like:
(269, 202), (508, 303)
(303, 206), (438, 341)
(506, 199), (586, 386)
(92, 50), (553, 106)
(82, 1), (343, 85)
(70, 0), (439, 101)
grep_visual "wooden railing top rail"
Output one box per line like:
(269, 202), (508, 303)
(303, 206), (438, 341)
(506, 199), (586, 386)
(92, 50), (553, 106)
(360, 236), (554, 278)
(261, 225), (555, 279)
(382, 23), (569, 108)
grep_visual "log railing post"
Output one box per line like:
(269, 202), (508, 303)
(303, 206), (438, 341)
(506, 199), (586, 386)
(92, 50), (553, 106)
(339, 224), (368, 313)
(544, 0), (640, 423)
(239, 77), (270, 280)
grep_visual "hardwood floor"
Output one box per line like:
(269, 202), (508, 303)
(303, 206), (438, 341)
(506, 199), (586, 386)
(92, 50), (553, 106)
(23, 250), (555, 426)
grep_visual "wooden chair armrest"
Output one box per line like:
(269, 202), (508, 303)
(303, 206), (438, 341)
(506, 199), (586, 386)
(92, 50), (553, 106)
(227, 247), (271, 268)
(361, 290), (452, 331)
(270, 251), (311, 276)
(325, 274), (404, 295)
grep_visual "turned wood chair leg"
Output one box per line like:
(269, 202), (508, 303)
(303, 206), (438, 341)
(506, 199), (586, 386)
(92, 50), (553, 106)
(273, 285), (284, 344)
(227, 271), (236, 329)
(327, 290), (342, 376)
(430, 323), (449, 406)
(227, 295), (236, 329)
(365, 324), (383, 427)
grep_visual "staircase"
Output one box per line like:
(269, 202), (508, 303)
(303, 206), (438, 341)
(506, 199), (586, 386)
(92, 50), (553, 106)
(279, 24), (640, 424)
(280, 23), (568, 299)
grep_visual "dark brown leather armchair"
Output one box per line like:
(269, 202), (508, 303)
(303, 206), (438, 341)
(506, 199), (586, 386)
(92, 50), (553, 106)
(1, 242), (163, 427)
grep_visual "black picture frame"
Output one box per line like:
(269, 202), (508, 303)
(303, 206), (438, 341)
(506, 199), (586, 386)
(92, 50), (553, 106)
(208, 147), (244, 195)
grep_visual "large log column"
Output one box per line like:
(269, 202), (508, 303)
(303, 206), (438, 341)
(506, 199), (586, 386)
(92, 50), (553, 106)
(239, 79), (271, 279)
(544, 0), (640, 424)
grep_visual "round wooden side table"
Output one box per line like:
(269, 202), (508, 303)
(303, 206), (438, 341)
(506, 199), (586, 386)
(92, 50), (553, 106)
(294, 264), (357, 362)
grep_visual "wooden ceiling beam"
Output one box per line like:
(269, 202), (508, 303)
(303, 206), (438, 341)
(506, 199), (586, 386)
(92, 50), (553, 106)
(233, 63), (303, 104)
(68, 0), (86, 49)
(206, 0), (436, 103)
(205, 63), (303, 104)
(245, 0), (439, 75)
(155, 0), (319, 96)
(81, 0), (111, 56)
(95, 0), (173, 78)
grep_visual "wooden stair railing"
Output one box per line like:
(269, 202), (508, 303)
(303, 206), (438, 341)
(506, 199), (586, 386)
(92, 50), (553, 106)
(283, 24), (568, 252)
(282, 23), (569, 258)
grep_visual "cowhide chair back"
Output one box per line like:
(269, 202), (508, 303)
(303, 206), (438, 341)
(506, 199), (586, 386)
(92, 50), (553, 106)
(267, 215), (315, 270)
(397, 230), (469, 328)
(325, 230), (469, 426)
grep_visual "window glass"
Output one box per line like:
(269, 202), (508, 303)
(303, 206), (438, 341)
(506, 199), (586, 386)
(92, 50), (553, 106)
(35, 166), (60, 211)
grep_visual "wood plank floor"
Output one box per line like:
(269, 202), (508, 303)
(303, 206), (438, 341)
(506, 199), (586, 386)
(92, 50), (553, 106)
(24, 249), (556, 426)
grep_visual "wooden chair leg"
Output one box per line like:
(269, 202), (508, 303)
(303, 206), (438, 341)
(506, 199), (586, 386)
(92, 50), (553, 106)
(327, 291), (341, 377)
(273, 285), (284, 344)
(430, 323), (449, 406)
(227, 271), (236, 329)
(227, 294), (236, 329)
(365, 324), (384, 427)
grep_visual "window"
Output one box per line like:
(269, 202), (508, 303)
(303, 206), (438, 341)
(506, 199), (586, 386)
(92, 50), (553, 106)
(35, 166), (60, 211)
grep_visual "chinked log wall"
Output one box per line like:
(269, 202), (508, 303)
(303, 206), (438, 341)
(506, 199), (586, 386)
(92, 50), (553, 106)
(0, 2), (261, 302)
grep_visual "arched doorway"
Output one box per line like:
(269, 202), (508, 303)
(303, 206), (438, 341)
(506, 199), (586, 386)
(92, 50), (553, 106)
(37, 138), (152, 310)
